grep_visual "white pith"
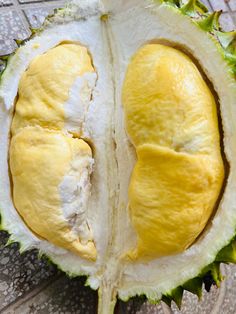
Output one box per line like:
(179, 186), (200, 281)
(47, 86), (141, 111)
(0, 0), (235, 306)
(64, 72), (97, 137)
(59, 148), (94, 243)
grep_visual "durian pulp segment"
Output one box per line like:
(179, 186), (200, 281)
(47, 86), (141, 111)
(122, 44), (224, 260)
(10, 43), (97, 261)
(10, 127), (96, 260)
(11, 44), (96, 136)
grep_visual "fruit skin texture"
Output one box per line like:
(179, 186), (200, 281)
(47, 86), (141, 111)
(123, 44), (224, 260)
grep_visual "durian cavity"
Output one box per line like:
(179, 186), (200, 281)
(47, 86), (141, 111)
(9, 42), (98, 261)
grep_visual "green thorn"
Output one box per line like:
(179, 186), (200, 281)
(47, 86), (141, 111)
(19, 245), (26, 254)
(202, 262), (223, 287)
(5, 238), (15, 247)
(162, 0), (181, 7)
(216, 240), (236, 263)
(162, 295), (172, 307)
(170, 286), (183, 309)
(149, 298), (160, 305)
(14, 39), (24, 46)
(180, 0), (208, 15)
(29, 27), (39, 35)
(198, 11), (222, 32)
(182, 277), (203, 299)
(181, 0), (197, 15)
(0, 55), (10, 61)
(163, 286), (183, 309)
(195, 0), (208, 13)
(216, 31), (236, 50)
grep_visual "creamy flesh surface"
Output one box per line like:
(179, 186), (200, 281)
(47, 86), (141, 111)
(122, 44), (225, 260)
(11, 43), (96, 136)
(10, 43), (97, 261)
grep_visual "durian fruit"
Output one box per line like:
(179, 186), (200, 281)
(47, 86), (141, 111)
(0, 0), (236, 312)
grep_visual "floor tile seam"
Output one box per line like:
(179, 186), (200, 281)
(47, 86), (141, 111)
(0, 274), (63, 314)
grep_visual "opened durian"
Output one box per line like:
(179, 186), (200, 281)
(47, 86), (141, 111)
(0, 0), (236, 312)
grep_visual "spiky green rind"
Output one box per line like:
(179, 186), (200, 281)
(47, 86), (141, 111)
(158, 230), (236, 308)
(197, 11), (222, 31)
(161, 287), (184, 309)
(162, 0), (236, 75)
(181, 0), (208, 16)
(162, 295), (172, 307)
(168, 286), (184, 309)
(160, 262), (223, 309)
(201, 262), (223, 287)
(162, 0), (181, 7)
(216, 239), (236, 263)
(182, 277), (203, 299)
(198, 12), (236, 75)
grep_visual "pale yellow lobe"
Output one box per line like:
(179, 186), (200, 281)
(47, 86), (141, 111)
(11, 43), (94, 135)
(122, 44), (225, 260)
(10, 127), (96, 261)
(10, 43), (97, 261)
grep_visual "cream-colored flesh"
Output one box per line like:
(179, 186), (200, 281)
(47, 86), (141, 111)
(0, 0), (236, 309)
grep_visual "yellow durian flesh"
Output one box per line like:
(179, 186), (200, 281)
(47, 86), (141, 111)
(10, 43), (97, 261)
(122, 44), (225, 260)
(11, 43), (95, 136)
(10, 127), (96, 260)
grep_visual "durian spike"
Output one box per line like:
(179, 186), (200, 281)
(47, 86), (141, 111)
(216, 30), (236, 58)
(195, 0), (208, 13)
(169, 286), (183, 309)
(4, 236), (16, 247)
(180, 0), (208, 15)
(161, 295), (172, 307)
(216, 240), (236, 263)
(181, 0), (198, 15)
(182, 277), (203, 299)
(13, 39), (24, 46)
(198, 11), (222, 32)
(162, 0), (181, 8)
(201, 262), (223, 288)
(162, 286), (184, 310)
